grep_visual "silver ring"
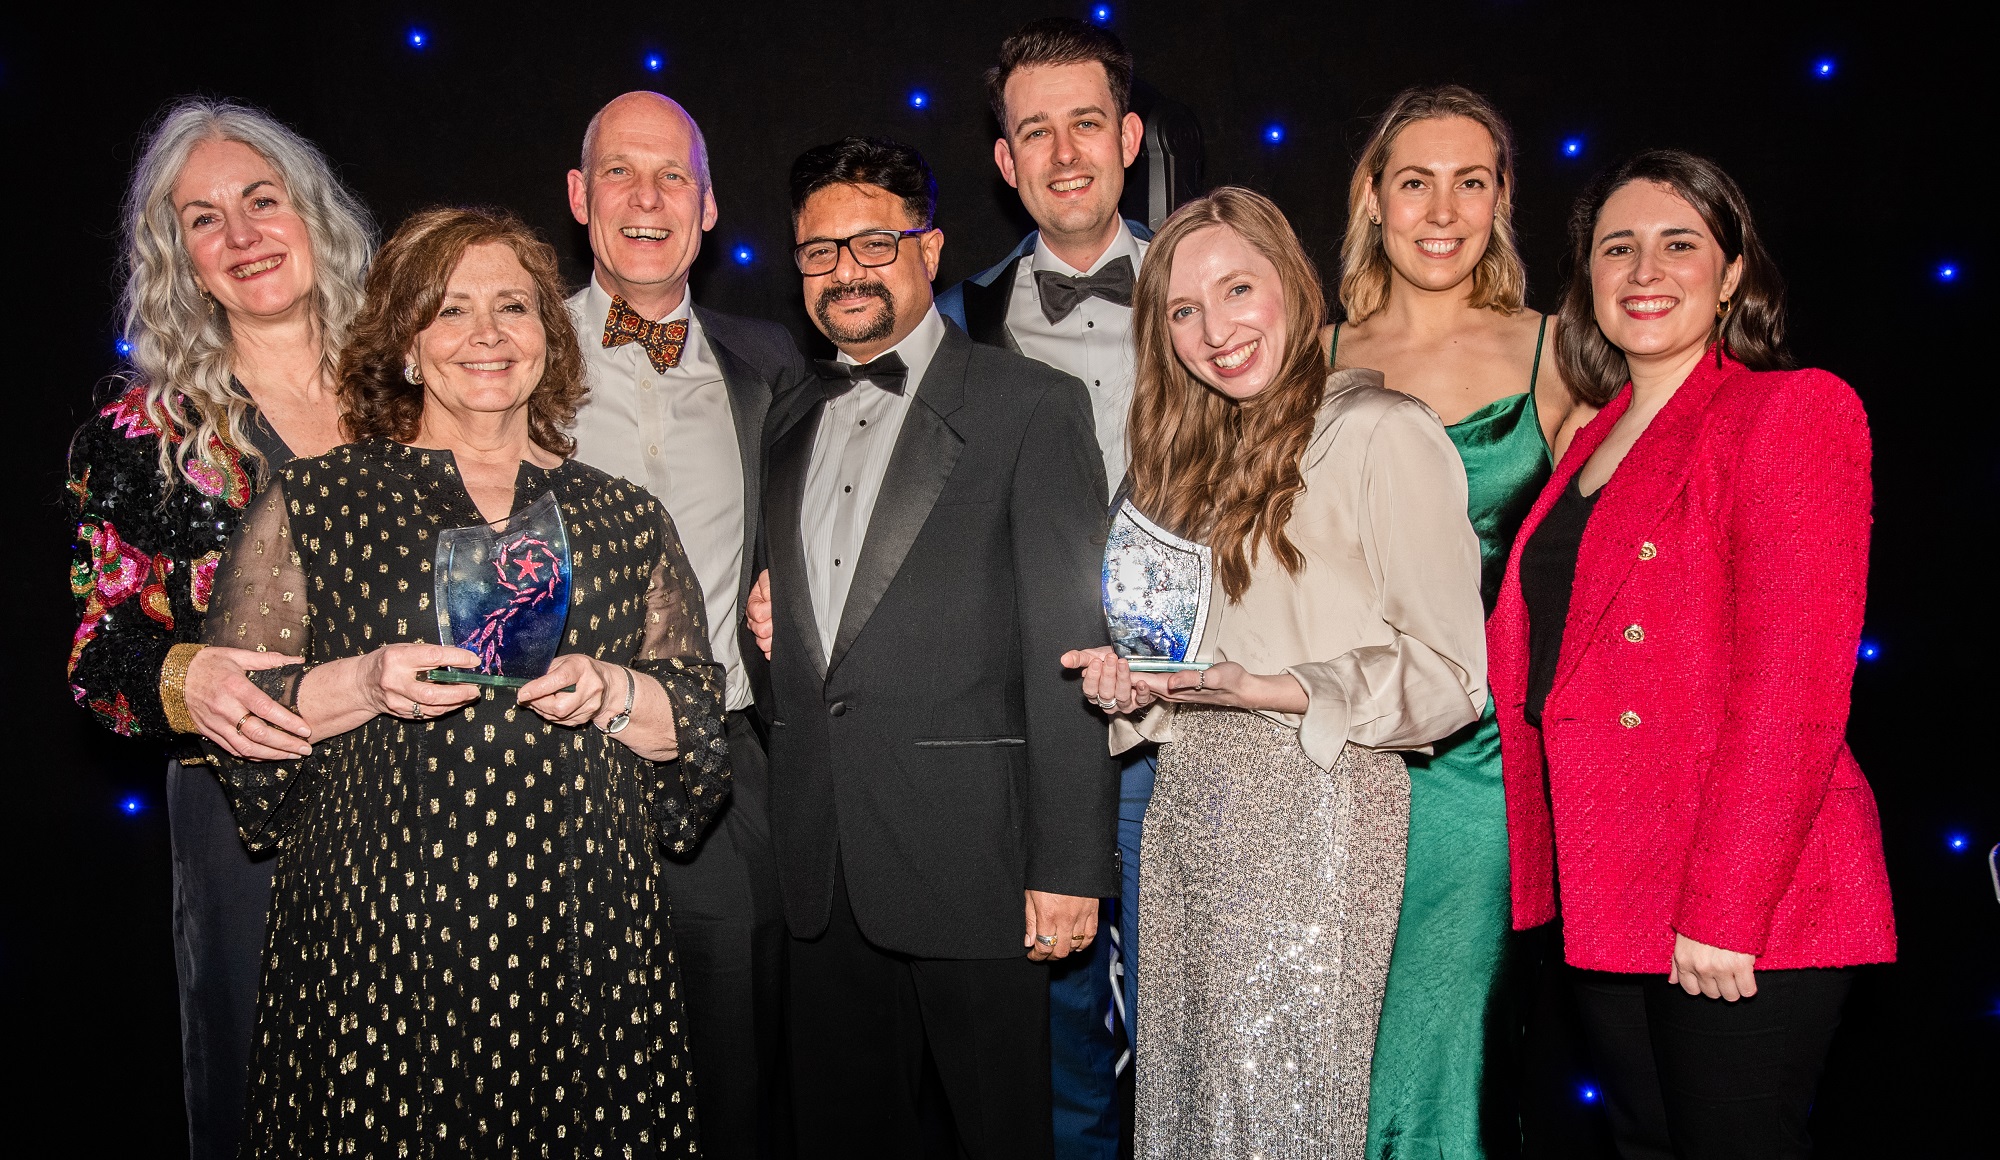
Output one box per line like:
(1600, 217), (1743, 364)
(1035, 934), (1057, 947)
(1095, 696), (1118, 711)
(411, 701), (425, 720)
(1194, 669), (1207, 692)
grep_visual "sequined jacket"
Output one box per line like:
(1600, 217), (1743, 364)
(1489, 352), (1896, 972)
(65, 384), (257, 743)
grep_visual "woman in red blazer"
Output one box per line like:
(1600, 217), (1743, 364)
(1490, 150), (1894, 1160)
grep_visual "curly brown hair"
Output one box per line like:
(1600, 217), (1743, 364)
(339, 206), (583, 456)
(1128, 187), (1328, 602)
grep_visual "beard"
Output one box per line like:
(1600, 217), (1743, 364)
(814, 280), (897, 346)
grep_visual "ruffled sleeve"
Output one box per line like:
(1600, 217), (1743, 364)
(627, 501), (731, 854)
(1282, 399), (1487, 768)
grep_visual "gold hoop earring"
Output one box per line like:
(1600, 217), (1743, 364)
(1716, 298), (1732, 319)
(403, 363), (423, 385)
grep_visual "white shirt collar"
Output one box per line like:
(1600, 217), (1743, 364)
(1031, 220), (1143, 279)
(837, 304), (947, 394)
(584, 272), (694, 328)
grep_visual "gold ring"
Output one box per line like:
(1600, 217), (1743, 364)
(1069, 934), (1086, 943)
(234, 711), (253, 733)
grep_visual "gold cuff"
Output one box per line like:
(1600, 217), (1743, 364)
(160, 642), (204, 734)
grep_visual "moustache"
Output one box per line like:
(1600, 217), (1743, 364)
(816, 280), (892, 311)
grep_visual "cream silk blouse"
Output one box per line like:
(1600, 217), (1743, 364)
(1112, 369), (1488, 770)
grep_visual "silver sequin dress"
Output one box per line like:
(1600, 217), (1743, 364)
(1120, 376), (1491, 1160)
(1138, 709), (1409, 1159)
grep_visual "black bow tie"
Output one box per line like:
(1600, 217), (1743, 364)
(1034, 255), (1135, 324)
(814, 351), (909, 398)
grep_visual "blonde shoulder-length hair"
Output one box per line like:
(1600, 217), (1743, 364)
(1338, 85), (1525, 323)
(117, 97), (375, 487)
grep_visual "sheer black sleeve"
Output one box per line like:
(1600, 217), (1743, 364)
(627, 502), (731, 854)
(198, 475), (318, 849)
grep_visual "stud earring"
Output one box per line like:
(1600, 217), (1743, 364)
(1369, 215), (1381, 225)
(1715, 298), (1732, 319)
(403, 363), (423, 385)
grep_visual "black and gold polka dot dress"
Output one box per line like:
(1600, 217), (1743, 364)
(202, 439), (729, 1158)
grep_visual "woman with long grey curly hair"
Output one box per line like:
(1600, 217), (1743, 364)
(63, 96), (373, 1160)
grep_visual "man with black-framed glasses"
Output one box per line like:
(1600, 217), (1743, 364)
(754, 135), (1118, 1156)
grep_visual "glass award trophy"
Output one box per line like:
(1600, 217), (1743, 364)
(1102, 497), (1214, 673)
(424, 490), (572, 688)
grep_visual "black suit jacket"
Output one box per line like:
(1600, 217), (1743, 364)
(761, 320), (1119, 959)
(686, 305), (818, 716)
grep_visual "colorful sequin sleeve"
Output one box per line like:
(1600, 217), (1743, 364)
(628, 503), (731, 854)
(199, 478), (314, 849)
(65, 386), (253, 738)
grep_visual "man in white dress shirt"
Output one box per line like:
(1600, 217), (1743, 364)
(760, 136), (1116, 1158)
(934, 20), (1153, 1157)
(564, 91), (813, 1160)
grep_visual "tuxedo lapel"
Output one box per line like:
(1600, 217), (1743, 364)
(1549, 356), (1739, 705)
(960, 255), (1025, 351)
(765, 395), (829, 679)
(695, 307), (771, 605)
(828, 325), (971, 674)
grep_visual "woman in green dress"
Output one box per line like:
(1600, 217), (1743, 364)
(1326, 86), (1595, 1158)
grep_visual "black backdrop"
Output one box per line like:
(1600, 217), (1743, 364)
(4, 2), (1993, 1153)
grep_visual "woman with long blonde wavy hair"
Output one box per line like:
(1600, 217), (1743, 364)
(1063, 187), (1487, 1158)
(63, 96), (372, 1160)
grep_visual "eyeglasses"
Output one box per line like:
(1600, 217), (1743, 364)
(792, 228), (931, 276)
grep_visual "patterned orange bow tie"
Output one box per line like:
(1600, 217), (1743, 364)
(602, 295), (689, 373)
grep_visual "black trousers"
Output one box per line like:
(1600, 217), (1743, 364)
(667, 711), (791, 1159)
(1572, 967), (1853, 1160)
(789, 861), (1053, 1160)
(166, 760), (276, 1160)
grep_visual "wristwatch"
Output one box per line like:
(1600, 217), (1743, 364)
(603, 667), (636, 734)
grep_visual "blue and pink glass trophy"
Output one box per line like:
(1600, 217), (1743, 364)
(425, 491), (571, 687)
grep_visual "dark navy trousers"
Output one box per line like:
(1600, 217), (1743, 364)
(1049, 753), (1154, 1158)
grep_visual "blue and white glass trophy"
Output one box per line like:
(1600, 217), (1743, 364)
(425, 491), (572, 688)
(1102, 498), (1214, 673)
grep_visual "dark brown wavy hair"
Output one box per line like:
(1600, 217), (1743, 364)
(1128, 187), (1328, 602)
(339, 206), (584, 456)
(1557, 149), (1793, 406)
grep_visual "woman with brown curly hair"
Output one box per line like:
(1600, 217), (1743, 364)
(202, 206), (727, 1156)
(1062, 187), (1487, 1158)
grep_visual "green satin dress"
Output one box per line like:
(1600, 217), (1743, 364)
(1335, 319), (1553, 1160)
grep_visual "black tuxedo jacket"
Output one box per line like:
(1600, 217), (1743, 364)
(761, 320), (1119, 959)
(687, 305), (818, 715)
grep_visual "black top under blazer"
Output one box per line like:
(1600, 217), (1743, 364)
(761, 319), (1120, 960)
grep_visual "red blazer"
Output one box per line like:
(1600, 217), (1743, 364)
(1490, 351), (1895, 973)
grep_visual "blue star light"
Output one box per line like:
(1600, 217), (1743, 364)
(1580, 1084), (1600, 1104)
(1814, 58), (1836, 79)
(1947, 834), (1970, 853)
(407, 29), (428, 50)
(1092, 4), (1113, 22)
(733, 245), (754, 266)
(1264, 124), (1285, 145)
(115, 337), (133, 358)
(1937, 263), (1958, 282)
(121, 796), (143, 815)
(1857, 640), (1880, 661)
(1562, 137), (1585, 159)
(909, 91), (929, 110)
(645, 53), (664, 72)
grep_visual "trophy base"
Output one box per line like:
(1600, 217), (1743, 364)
(1125, 658), (1213, 673)
(423, 668), (529, 688)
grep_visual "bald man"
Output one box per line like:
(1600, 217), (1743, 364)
(567, 91), (813, 1159)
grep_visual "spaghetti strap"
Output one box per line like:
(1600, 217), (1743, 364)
(1528, 314), (1548, 391)
(1329, 322), (1342, 369)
